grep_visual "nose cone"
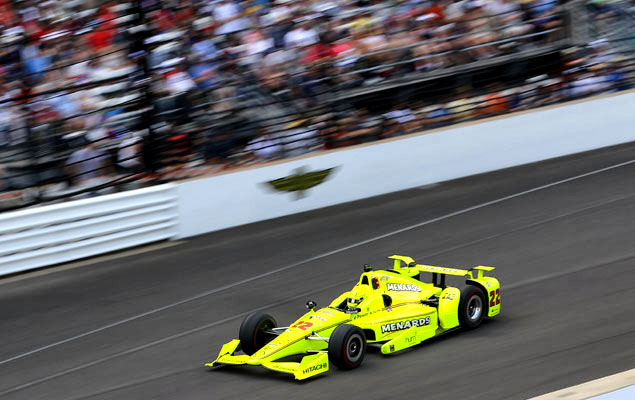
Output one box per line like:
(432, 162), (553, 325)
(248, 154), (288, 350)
(248, 329), (307, 363)
(248, 341), (283, 364)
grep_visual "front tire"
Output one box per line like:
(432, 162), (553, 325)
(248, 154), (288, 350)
(458, 285), (486, 329)
(328, 324), (366, 370)
(239, 312), (277, 355)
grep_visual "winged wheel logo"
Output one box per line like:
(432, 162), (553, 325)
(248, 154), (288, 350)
(265, 167), (337, 199)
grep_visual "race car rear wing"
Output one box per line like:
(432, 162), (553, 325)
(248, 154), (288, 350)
(388, 255), (495, 279)
(418, 264), (495, 279)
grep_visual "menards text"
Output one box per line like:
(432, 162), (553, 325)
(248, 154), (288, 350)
(381, 316), (431, 333)
(386, 283), (421, 292)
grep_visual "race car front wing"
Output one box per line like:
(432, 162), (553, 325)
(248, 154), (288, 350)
(205, 339), (329, 380)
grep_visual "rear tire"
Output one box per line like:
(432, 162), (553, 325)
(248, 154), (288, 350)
(328, 324), (366, 370)
(458, 285), (486, 329)
(239, 312), (277, 355)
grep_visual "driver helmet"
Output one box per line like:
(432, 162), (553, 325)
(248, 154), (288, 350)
(347, 285), (370, 309)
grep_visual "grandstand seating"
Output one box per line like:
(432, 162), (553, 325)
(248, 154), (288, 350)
(0, 0), (634, 211)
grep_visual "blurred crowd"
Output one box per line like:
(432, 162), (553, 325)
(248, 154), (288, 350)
(241, 47), (633, 163)
(147, 0), (566, 109)
(0, 0), (634, 200)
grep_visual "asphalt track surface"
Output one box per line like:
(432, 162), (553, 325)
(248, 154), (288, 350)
(1, 143), (635, 400)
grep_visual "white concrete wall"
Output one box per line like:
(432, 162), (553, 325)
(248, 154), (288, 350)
(177, 92), (635, 238)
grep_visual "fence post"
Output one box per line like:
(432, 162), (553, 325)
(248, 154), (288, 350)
(18, 48), (42, 205)
(131, 0), (159, 174)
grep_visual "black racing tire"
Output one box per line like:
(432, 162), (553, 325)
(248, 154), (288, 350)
(239, 312), (277, 356)
(328, 324), (367, 370)
(458, 285), (487, 329)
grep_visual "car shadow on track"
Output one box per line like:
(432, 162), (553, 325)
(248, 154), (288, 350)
(206, 319), (505, 383)
(208, 365), (329, 384)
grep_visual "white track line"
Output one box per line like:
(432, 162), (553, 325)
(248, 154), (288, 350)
(0, 280), (352, 396)
(421, 191), (635, 261)
(529, 367), (635, 400)
(3, 254), (631, 397)
(1, 158), (634, 368)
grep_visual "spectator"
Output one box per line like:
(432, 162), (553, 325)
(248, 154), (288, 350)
(191, 30), (219, 61)
(245, 129), (283, 161)
(524, 0), (562, 35)
(213, 0), (250, 35)
(383, 104), (416, 125)
(117, 134), (144, 173)
(420, 103), (453, 129)
(189, 55), (219, 90)
(0, 162), (6, 192)
(284, 19), (319, 49)
(447, 92), (476, 122)
(478, 85), (510, 116)
(205, 131), (234, 162)
(21, 41), (51, 83)
(2, 0), (633, 203)
(281, 117), (321, 157)
(381, 118), (407, 139)
(86, 2), (118, 51)
(65, 139), (111, 184)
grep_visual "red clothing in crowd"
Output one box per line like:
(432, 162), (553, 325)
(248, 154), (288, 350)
(152, 9), (176, 31)
(174, 7), (194, 24)
(302, 41), (356, 64)
(0, 3), (17, 27)
(302, 43), (336, 63)
(86, 8), (117, 50)
(423, 2), (445, 20)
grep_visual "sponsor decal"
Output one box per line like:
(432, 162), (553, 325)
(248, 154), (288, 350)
(489, 289), (501, 307)
(303, 362), (328, 375)
(381, 316), (431, 333)
(351, 312), (368, 320)
(387, 283), (422, 292)
(311, 315), (327, 322)
(441, 292), (456, 300)
(380, 275), (390, 281)
(272, 364), (297, 373)
(390, 344), (395, 352)
(422, 266), (465, 274)
(291, 320), (314, 330)
(265, 166), (337, 199)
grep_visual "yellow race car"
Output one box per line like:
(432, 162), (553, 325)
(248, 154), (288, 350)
(205, 255), (501, 380)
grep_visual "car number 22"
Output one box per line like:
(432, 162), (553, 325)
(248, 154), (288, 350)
(489, 289), (500, 307)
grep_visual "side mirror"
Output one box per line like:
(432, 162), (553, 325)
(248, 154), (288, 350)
(306, 300), (317, 310)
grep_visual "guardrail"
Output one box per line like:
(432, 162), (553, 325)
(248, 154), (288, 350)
(0, 184), (178, 276)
